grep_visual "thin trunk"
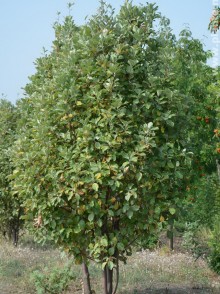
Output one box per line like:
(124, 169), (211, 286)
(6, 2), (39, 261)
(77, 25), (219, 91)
(13, 210), (21, 246)
(113, 256), (119, 294)
(82, 262), (92, 294)
(7, 224), (13, 242)
(103, 267), (108, 294)
(102, 188), (119, 294)
(103, 266), (114, 294)
(13, 229), (18, 247)
(107, 267), (113, 294)
(169, 223), (174, 251)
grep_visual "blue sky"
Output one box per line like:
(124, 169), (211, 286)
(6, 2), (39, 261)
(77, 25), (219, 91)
(0, 0), (218, 103)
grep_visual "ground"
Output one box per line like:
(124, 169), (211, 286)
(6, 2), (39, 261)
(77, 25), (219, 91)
(0, 236), (220, 294)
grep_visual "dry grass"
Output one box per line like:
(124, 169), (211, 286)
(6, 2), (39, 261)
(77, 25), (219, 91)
(118, 247), (220, 293)
(0, 238), (220, 294)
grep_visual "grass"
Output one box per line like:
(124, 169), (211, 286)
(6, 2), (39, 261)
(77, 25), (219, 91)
(118, 248), (220, 293)
(0, 238), (67, 293)
(0, 237), (220, 294)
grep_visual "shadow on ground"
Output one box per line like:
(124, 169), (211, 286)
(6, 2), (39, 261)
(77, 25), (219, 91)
(123, 287), (215, 294)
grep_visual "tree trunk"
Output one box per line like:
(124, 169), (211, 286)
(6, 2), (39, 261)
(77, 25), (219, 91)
(82, 262), (92, 294)
(7, 223), (13, 242)
(13, 228), (18, 247)
(113, 256), (119, 294)
(169, 223), (174, 251)
(103, 266), (114, 294)
(13, 217), (20, 246)
(103, 267), (108, 294)
(107, 267), (113, 294)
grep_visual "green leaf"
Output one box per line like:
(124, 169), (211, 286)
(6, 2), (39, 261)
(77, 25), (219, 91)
(136, 172), (142, 181)
(117, 242), (125, 251)
(132, 205), (139, 211)
(88, 213), (94, 222)
(101, 238), (108, 247)
(79, 219), (85, 229)
(175, 172), (183, 179)
(92, 183), (99, 191)
(108, 247), (115, 256)
(108, 210), (114, 217)
(148, 122), (153, 129)
(107, 261), (114, 270)
(127, 210), (133, 219)
(101, 261), (107, 270)
(169, 208), (176, 215)
(167, 161), (174, 169)
(74, 226), (81, 234)
(125, 192), (131, 201)
(97, 219), (103, 227)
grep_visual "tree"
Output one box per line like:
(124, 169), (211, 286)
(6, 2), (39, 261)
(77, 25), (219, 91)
(0, 99), (23, 245)
(11, 1), (216, 293)
(209, 7), (220, 33)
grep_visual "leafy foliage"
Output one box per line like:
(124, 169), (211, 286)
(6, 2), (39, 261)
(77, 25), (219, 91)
(13, 2), (193, 263)
(208, 220), (220, 274)
(9, 1), (220, 292)
(0, 99), (23, 244)
(181, 174), (219, 228)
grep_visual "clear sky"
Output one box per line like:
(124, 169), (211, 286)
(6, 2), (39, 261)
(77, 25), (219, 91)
(0, 0), (218, 104)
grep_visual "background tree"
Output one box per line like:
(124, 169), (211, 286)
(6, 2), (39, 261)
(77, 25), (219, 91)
(153, 25), (219, 249)
(209, 7), (220, 33)
(0, 99), (23, 245)
(11, 1), (218, 293)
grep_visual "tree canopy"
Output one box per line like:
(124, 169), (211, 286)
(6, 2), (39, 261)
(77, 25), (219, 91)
(10, 1), (219, 293)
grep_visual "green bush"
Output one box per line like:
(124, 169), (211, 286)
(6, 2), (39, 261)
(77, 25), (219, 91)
(138, 233), (159, 250)
(208, 220), (220, 274)
(181, 174), (219, 229)
(31, 263), (76, 294)
(182, 222), (211, 259)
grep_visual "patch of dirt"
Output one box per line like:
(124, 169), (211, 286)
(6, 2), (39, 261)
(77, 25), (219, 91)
(0, 282), (29, 294)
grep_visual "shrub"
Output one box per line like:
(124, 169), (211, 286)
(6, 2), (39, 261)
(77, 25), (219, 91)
(31, 263), (76, 294)
(182, 222), (211, 259)
(208, 220), (220, 274)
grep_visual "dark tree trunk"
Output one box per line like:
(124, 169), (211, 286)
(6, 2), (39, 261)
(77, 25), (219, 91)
(13, 209), (22, 246)
(13, 229), (18, 247)
(103, 267), (108, 294)
(107, 267), (113, 294)
(169, 223), (174, 251)
(113, 255), (119, 294)
(102, 189), (120, 294)
(82, 262), (92, 294)
(7, 223), (13, 242)
(103, 266), (114, 294)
